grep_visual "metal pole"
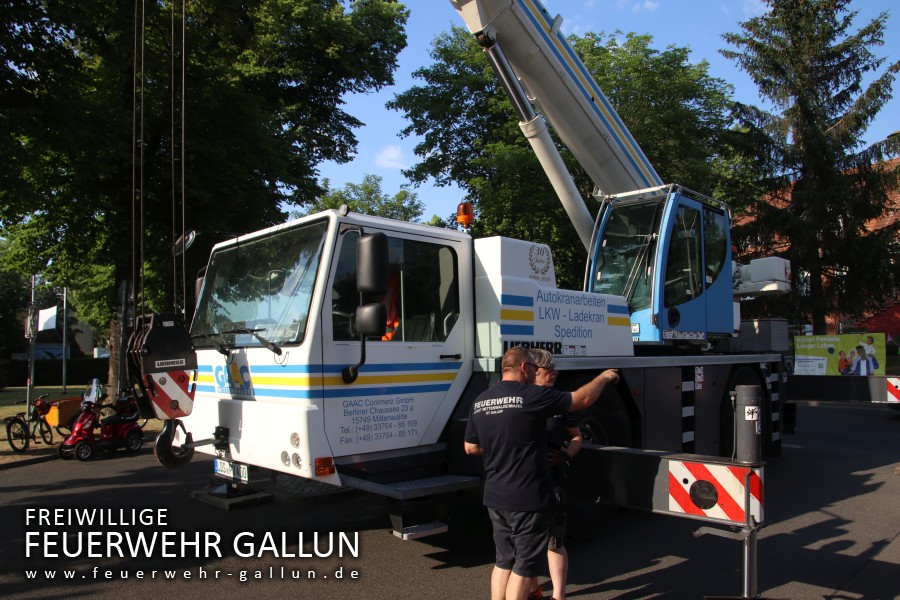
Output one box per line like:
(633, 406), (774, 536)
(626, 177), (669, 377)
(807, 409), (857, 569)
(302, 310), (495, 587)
(736, 385), (762, 598)
(742, 522), (759, 597)
(61, 287), (68, 393)
(27, 275), (35, 421)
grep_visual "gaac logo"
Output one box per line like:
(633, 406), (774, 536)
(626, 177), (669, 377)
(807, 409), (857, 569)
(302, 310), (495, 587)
(214, 362), (253, 396)
(529, 244), (552, 276)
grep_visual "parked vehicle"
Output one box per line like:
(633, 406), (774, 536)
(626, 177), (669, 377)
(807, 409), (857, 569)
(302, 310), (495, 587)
(133, 0), (793, 539)
(57, 390), (144, 461)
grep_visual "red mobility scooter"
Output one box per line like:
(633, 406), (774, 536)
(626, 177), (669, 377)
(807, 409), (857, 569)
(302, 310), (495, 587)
(58, 381), (145, 461)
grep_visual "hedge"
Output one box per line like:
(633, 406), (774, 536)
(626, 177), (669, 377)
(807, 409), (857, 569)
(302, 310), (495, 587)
(0, 358), (109, 389)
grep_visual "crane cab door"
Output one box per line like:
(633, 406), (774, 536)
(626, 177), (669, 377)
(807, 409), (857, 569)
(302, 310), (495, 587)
(655, 192), (733, 343)
(321, 226), (471, 458)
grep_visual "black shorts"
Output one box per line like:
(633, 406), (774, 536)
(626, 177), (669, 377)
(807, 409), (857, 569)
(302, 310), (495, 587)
(488, 507), (551, 578)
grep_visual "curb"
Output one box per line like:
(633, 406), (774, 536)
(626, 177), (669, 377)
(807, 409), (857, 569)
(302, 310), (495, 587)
(0, 430), (159, 471)
(0, 452), (57, 471)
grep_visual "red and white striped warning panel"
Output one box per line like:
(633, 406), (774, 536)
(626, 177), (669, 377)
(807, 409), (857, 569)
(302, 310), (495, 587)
(144, 370), (196, 420)
(668, 460), (764, 526)
(886, 378), (900, 404)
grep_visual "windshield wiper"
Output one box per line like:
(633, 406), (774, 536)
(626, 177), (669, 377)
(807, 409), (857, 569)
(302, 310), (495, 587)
(623, 233), (656, 307)
(222, 328), (283, 356)
(191, 332), (230, 356)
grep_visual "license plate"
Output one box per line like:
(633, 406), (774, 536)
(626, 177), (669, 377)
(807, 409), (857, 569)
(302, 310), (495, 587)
(214, 458), (249, 483)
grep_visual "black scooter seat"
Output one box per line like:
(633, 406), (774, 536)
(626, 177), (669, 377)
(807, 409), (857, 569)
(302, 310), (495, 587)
(100, 413), (139, 426)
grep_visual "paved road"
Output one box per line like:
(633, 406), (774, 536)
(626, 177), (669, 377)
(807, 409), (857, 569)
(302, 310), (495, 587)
(1, 402), (898, 599)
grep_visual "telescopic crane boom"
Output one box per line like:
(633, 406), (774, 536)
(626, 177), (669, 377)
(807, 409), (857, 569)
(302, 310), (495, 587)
(451, 0), (664, 201)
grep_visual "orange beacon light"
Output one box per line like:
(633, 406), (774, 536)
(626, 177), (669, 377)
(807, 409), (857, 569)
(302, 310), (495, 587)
(456, 201), (475, 228)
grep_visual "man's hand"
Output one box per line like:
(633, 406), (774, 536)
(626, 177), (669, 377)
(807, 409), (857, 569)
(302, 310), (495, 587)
(569, 368), (620, 412)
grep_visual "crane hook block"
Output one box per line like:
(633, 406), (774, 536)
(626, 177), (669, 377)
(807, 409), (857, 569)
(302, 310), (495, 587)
(126, 313), (197, 421)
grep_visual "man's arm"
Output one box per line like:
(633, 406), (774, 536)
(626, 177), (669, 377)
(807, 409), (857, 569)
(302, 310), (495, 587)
(464, 441), (483, 455)
(568, 369), (619, 412)
(564, 426), (583, 458)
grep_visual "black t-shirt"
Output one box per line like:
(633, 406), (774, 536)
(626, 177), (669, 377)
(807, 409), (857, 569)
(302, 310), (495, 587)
(465, 380), (572, 511)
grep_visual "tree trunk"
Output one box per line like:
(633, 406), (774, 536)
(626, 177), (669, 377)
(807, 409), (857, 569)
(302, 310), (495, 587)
(107, 319), (121, 394)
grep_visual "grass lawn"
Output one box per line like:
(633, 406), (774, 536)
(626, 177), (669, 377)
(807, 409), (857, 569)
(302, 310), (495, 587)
(0, 386), (85, 420)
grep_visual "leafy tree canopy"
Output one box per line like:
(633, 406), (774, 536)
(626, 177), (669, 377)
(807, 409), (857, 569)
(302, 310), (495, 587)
(295, 174), (425, 222)
(0, 0), (408, 338)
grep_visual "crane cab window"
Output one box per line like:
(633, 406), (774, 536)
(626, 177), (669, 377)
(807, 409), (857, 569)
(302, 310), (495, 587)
(592, 201), (662, 311)
(703, 207), (728, 288)
(331, 233), (460, 342)
(664, 205), (703, 308)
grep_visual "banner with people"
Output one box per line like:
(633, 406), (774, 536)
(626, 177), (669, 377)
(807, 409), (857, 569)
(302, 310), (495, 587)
(793, 333), (886, 376)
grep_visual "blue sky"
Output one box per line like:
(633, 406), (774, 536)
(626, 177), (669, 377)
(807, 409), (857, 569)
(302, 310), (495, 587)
(317, 0), (900, 220)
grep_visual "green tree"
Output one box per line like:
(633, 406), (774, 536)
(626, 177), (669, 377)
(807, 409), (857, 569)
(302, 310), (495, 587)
(0, 239), (30, 358)
(297, 174), (425, 222)
(722, 0), (900, 332)
(389, 26), (734, 288)
(573, 32), (733, 192)
(0, 0), (408, 338)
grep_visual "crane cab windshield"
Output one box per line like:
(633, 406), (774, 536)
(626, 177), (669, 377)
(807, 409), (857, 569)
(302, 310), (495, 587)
(588, 186), (733, 345)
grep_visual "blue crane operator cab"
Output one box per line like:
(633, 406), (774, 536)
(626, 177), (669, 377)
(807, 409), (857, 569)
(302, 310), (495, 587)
(587, 184), (735, 345)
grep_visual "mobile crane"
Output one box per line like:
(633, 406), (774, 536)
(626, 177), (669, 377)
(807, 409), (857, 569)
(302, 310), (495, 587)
(134, 0), (791, 539)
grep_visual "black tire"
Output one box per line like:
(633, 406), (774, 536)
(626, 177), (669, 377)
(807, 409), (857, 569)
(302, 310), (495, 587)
(74, 441), (94, 461)
(560, 373), (634, 515)
(577, 383), (633, 447)
(57, 445), (74, 460)
(124, 430), (143, 452)
(39, 419), (53, 445)
(6, 417), (29, 453)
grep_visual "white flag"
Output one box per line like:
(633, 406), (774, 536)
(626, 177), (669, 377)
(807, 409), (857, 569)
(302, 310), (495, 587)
(38, 306), (57, 331)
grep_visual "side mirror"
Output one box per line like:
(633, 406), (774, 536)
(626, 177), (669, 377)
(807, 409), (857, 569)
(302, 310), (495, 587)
(355, 303), (387, 339)
(342, 232), (389, 384)
(357, 232), (388, 295)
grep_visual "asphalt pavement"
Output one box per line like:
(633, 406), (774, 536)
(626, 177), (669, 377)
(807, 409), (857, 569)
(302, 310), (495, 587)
(1, 401), (898, 599)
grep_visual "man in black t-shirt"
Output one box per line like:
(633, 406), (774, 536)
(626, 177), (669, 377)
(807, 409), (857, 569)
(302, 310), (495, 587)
(464, 346), (619, 600)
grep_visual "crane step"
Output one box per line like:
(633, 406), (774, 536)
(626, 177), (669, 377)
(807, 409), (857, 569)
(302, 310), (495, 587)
(392, 521), (449, 540)
(339, 474), (480, 500)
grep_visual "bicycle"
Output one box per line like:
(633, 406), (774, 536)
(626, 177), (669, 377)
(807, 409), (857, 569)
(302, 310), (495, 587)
(5, 394), (54, 453)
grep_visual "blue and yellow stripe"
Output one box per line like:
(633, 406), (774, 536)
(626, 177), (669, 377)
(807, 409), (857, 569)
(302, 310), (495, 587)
(607, 303), (632, 327)
(195, 362), (461, 400)
(500, 294), (535, 335)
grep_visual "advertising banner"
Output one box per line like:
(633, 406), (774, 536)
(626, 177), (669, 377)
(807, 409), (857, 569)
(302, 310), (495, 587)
(793, 333), (886, 376)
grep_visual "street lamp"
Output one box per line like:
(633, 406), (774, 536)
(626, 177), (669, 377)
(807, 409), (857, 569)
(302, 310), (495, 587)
(55, 286), (68, 393)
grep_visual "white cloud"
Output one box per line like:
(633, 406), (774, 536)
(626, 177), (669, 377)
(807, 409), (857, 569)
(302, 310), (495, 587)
(742, 0), (766, 17)
(375, 145), (406, 170)
(632, 1), (660, 13)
